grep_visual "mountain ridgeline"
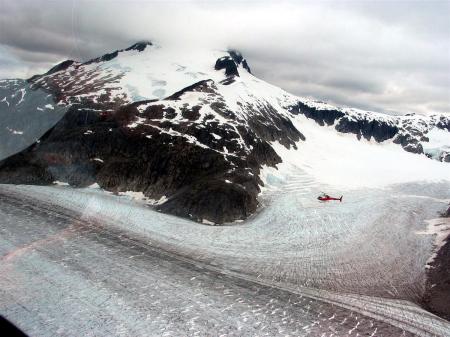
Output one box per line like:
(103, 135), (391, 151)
(0, 42), (449, 224)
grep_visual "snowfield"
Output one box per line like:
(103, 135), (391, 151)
(1, 172), (450, 336)
(3, 190), (443, 337)
(1, 112), (449, 336)
(2, 154), (448, 301)
(268, 114), (450, 189)
(1, 42), (450, 336)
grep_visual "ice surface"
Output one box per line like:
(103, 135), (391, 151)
(2, 192), (433, 336)
(3, 172), (448, 301)
(416, 217), (450, 265)
(1, 43), (450, 336)
(423, 127), (450, 160)
(1, 183), (450, 336)
(1, 105), (449, 335)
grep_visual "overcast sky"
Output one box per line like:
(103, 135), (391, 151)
(0, 0), (449, 115)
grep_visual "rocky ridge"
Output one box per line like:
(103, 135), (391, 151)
(0, 42), (449, 223)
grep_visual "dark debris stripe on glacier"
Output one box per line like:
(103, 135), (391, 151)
(0, 192), (415, 337)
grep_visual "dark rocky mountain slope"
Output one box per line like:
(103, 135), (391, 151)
(0, 42), (449, 223)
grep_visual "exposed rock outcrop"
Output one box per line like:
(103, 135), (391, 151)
(1, 42), (449, 224)
(214, 56), (240, 77)
(0, 76), (297, 224)
(287, 101), (448, 157)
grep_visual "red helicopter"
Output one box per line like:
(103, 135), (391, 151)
(318, 193), (343, 202)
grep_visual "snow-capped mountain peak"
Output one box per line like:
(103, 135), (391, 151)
(0, 42), (449, 223)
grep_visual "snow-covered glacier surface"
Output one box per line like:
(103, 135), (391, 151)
(3, 161), (448, 300)
(1, 43), (450, 336)
(4, 188), (447, 337)
(1, 120), (449, 336)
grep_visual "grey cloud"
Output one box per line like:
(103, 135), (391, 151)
(0, 0), (448, 115)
